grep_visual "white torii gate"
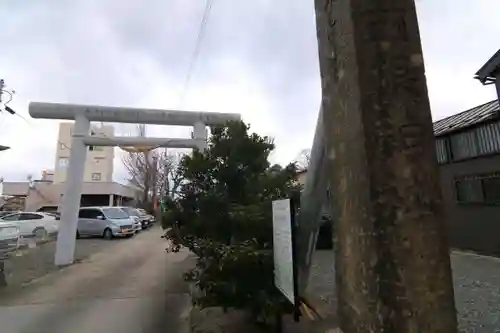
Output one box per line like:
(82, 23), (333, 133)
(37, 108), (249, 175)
(29, 102), (241, 266)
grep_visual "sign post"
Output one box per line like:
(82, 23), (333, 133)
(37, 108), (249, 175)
(272, 198), (300, 330)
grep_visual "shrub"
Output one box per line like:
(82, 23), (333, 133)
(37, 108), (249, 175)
(164, 121), (300, 324)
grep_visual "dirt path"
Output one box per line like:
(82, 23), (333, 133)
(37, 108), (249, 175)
(0, 227), (195, 333)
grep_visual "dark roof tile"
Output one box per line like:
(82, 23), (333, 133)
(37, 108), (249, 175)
(433, 100), (499, 137)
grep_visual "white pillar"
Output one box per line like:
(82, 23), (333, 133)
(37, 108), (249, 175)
(54, 115), (90, 266)
(109, 194), (114, 206)
(193, 121), (207, 151)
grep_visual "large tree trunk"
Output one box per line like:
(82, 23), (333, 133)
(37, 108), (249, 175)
(314, 0), (458, 332)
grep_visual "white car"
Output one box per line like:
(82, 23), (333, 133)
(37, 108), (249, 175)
(0, 223), (20, 254)
(0, 212), (59, 239)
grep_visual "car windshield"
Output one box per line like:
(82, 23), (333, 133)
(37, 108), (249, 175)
(0, 214), (20, 221)
(123, 207), (139, 216)
(137, 209), (147, 216)
(102, 207), (129, 219)
(0, 212), (17, 218)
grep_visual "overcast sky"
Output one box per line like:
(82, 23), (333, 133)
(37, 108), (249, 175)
(0, 0), (499, 183)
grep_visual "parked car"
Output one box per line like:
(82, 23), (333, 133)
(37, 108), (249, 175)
(45, 211), (61, 219)
(0, 212), (59, 239)
(118, 207), (150, 230)
(115, 207), (142, 232)
(77, 206), (135, 240)
(0, 223), (20, 254)
(130, 216), (142, 233)
(137, 208), (155, 224)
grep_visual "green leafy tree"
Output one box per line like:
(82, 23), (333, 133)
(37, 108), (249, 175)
(164, 121), (301, 323)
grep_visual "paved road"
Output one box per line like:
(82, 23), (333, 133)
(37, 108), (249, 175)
(0, 227), (195, 333)
(307, 250), (500, 332)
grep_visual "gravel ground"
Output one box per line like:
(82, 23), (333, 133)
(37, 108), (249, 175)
(307, 250), (500, 332)
(2, 235), (117, 288)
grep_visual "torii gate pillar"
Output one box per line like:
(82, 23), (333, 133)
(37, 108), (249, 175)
(55, 115), (90, 266)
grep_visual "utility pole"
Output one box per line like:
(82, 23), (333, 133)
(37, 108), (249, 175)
(0, 79), (6, 287)
(0, 80), (11, 152)
(314, 1), (457, 332)
(0, 79), (5, 103)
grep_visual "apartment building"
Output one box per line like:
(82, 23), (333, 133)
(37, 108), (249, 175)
(1, 122), (139, 212)
(54, 122), (114, 183)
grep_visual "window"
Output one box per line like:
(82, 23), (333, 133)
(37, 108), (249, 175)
(455, 172), (500, 205)
(91, 173), (102, 181)
(482, 173), (500, 205)
(102, 207), (129, 219)
(1, 213), (21, 221)
(121, 207), (139, 217)
(444, 121), (500, 163)
(455, 177), (483, 203)
(94, 157), (104, 164)
(88, 130), (103, 151)
(450, 131), (478, 161)
(19, 213), (43, 221)
(476, 122), (500, 155)
(88, 145), (103, 152)
(78, 209), (101, 219)
(435, 138), (451, 164)
(58, 158), (69, 168)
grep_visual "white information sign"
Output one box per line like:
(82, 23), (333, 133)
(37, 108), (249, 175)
(272, 198), (295, 304)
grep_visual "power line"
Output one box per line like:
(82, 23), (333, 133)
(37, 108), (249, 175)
(6, 105), (73, 151)
(177, 0), (215, 108)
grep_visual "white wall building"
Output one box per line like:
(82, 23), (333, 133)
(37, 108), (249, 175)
(1, 122), (139, 212)
(54, 122), (114, 183)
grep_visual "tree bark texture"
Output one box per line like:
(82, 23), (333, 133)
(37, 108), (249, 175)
(314, 0), (458, 332)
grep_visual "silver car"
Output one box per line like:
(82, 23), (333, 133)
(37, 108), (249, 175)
(77, 206), (135, 240)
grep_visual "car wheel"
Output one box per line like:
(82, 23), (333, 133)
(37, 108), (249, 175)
(33, 228), (48, 241)
(76, 230), (81, 239)
(103, 228), (113, 240)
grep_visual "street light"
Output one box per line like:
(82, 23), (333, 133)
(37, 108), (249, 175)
(0, 145), (10, 152)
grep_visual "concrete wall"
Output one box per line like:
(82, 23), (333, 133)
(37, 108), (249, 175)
(439, 154), (500, 255)
(54, 122), (114, 183)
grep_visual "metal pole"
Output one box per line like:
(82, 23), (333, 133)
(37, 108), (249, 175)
(0, 80), (12, 153)
(54, 115), (90, 266)
(0, 79), (5, 103)
(315, 0), (457, 331)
